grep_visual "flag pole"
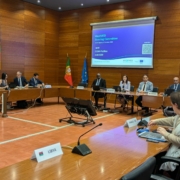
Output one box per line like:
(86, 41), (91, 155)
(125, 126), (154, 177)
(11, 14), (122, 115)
(67, 53), (68, 57)
(85, 53), (87, 58)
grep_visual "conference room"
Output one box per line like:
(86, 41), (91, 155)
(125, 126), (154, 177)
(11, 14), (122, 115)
(0, 0), (180, 179)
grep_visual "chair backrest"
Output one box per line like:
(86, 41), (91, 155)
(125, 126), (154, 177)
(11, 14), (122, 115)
(130, 86), (134, 92)
(120, 157), (156, 180)
(153, 87), (159, 93)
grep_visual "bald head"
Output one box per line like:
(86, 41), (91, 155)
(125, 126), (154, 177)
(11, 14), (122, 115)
(173, 77), (179, 84)
(96, 73), (101, 79)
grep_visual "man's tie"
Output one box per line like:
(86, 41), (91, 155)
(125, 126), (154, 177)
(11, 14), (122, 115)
(142, 83), (146, 91)
(19, 78), (22, 87)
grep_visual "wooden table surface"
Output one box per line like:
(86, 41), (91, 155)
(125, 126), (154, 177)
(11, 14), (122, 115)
(0, 126), (169, 180)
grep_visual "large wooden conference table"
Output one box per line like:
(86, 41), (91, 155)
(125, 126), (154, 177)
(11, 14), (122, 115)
(0, 86), (171, 112)
(0, 125), (169, 180)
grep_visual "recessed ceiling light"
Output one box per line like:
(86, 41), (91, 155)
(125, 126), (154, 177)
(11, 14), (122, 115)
(58, 7), (61, 10)
(81, 3), (83, 6)
(107, 0), (109, 2)
(37, 0), (40, 3)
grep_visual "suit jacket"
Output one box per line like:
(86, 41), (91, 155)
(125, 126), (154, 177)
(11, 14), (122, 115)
(29, 77), (43, 87)
(137, 81), (153, 92)
(14, 76), (28, 87)
(91, 78), (106, 88)
(169, 84), (180, 92)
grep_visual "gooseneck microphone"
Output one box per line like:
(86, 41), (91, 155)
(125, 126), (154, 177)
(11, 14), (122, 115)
(72, 123), (103, 156)
(77, 123), (102, 145)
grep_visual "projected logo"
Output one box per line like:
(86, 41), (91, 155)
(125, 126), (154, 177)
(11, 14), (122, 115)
(140, 60), (144, 63)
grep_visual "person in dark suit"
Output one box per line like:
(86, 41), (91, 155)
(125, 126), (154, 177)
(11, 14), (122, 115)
(168, 77), (180, 92)
(14, 71), (28, 87)
(29, 73), (44, 104)
(91, 73), (106, 107)
(29, 73), (44, 88)
(14, 71), (28, 108)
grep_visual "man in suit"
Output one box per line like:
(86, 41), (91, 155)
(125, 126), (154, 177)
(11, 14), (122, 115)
(135, 75), (153, 113)
(14, 71), (28, 108)
(29, 73), (44, 104)
(14, 71), (28, 87)
(91, 73), (106, 107)
(169, 77), (180, 92)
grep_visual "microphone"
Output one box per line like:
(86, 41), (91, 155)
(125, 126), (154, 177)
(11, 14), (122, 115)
(72, 123), (103, 156)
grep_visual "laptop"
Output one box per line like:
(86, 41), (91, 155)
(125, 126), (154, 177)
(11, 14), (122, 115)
(164, 89), (175, 96)
(8, 82), (16, 89)
(138, 131), (167, 142)
(113, 86), (121, 92)
(93, 85), (100, 91)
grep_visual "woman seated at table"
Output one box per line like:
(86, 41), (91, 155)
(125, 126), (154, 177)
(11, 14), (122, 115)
(148, 91), (180, 179)
(0, 73), (14, 109)
(118, 75), (131, 109)
(0, 73), (9, 89)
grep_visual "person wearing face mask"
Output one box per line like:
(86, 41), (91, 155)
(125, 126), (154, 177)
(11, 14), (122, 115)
(91, 73), (106, 107)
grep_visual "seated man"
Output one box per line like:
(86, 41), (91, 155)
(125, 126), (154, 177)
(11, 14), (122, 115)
(29, 73), (44, 104)
(168, 77), (180, 92)
(14, 71), (28, 88)
(135, 75), (153, 113)
(14, 71), (28, 108)
(91, 73), (106, 107)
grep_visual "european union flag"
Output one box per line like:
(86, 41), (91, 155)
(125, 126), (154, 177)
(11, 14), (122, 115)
(81, 58), (88, 83)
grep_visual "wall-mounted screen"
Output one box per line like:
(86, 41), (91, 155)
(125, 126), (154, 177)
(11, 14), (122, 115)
(90, 17), (156, 68)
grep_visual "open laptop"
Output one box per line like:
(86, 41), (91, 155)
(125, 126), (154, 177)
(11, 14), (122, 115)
(8, 82), (16, 89)
(93, 85), (100, 91)
(138, 131), (167, 142)
(113, 86), (121, 92)
(164, 89), (175, 96)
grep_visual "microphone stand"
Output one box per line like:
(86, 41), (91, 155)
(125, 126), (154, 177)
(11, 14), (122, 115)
(72, 123), (103, 156)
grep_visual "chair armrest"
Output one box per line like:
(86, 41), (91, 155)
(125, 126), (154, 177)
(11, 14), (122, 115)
(160, 156), (180, 165)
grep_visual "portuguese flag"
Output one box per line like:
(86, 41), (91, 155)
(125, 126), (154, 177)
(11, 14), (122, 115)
(64, 56), (73, 86)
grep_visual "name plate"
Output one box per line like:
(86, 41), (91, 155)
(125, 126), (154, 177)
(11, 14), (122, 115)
(31, 143), (63, 162)
(148, 92), (158, 96)
(124, 118), (138, 128)
(77, 86), (85, 89)
(45, 85), (52, 88)
(106, 88), (115, 93)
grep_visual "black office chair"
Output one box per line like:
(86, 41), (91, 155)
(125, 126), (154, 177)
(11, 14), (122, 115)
(149, 87), (159, 113)
(121, 157), (156, 180)
(153, 87), (159, 93)
(151, 156), (180, 180)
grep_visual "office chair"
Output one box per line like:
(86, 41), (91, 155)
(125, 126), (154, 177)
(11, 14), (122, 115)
(149, 87), (159, 114)
(151, 156), (180, 180)
(121, 157), (156, 180)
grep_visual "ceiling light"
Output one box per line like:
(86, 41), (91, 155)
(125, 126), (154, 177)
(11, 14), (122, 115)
(58, 7), (61, 10)
(107, 0), (109, 2)
(81, 3), (83, 6)
(37, 0), (40, 3)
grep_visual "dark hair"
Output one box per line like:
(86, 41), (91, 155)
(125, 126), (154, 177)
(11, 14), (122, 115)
(2, 73), (7, 80)
(122, 75), (128, 84)
(34, 73), (39, 76)
(170, 91), (180, 109)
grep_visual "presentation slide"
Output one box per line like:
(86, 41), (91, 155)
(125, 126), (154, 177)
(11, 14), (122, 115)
(91, 24), (155, 68)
